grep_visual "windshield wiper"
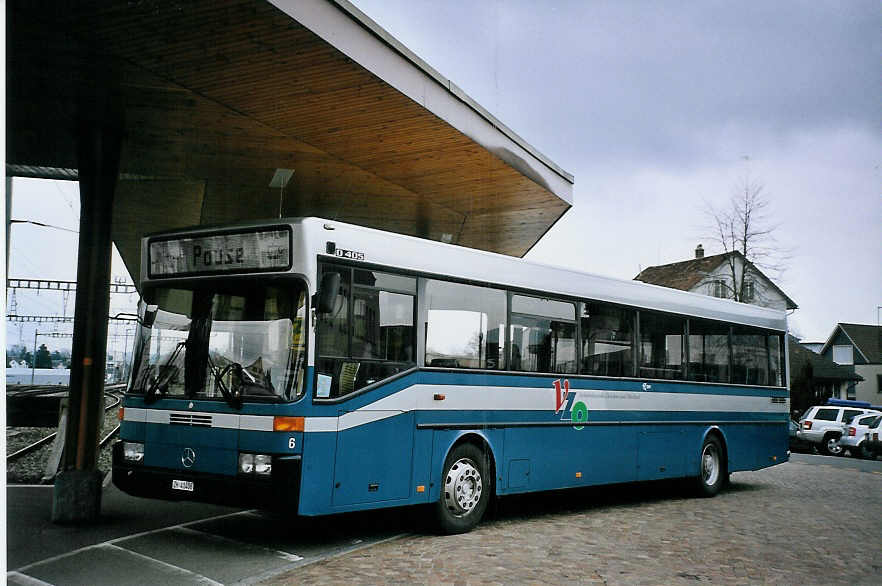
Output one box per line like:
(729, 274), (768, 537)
(231, 361), (275, 391)
(207, 355), (243, 409)
(143, 340), (186, 404)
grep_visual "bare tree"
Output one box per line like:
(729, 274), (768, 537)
(702, 175), (787, 305)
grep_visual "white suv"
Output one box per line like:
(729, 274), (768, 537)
(838, 414), (882, 459)
(796, 406), (882, 456)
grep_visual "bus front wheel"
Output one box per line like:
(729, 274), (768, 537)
(696, 435), (725, 497)
(435, 443), (490, 534)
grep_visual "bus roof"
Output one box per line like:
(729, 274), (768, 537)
(144, 217), (789, 332)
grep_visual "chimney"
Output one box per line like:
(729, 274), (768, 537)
(695, 244), (704, 259)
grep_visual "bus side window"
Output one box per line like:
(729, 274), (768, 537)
(580, 302), (634, 377)
(424, 279), (506, 370)
(687, 319), (730, 383)
(639, 311), (685, 380)
(510, 295), (576, 374)
(315, 265), (416, 398)
(768, 334), (784, 387)
(316, 266), (351, 359)
(732, 326), (768, 385)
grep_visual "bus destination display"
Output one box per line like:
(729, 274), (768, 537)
(149, 228), (291, 277)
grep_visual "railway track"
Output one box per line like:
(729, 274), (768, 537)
(6, 384), (126, 463)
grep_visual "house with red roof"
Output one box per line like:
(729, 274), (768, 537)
(634, 244), (797, 312)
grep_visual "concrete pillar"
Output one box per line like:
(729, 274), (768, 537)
(52, 82), (123, 524)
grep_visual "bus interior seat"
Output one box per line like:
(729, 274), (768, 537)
(339, 361), (360, 395)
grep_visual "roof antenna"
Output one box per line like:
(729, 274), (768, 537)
(269, 168), (294, 218)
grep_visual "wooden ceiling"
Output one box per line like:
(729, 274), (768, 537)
(7, 0), (572, 279)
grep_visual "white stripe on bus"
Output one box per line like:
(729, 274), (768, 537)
(125, 386), (788, 434)
(304, 384), (788, 432)
(124, 408), (273, 431)
(353, 384), (787, 415)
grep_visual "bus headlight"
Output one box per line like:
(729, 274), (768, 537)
(239, 453), (255, 474)
(239, 453), (272, 476)
(254, 454), (272, 476)
(123, 442), (144, 463)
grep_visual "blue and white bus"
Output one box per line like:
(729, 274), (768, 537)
(113, 217), (789, 533)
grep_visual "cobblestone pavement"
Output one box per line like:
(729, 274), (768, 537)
(263, 459), (881, 585)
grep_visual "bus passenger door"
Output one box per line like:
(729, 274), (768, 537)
(332, 410), (415, 507)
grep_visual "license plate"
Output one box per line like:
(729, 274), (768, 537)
(172, 479), (194, 492)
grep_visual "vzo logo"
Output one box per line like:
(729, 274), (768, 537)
(553, 379), (588, 430)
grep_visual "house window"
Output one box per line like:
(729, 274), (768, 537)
(711, 280), (728, 299)
(743, 280), (755, 302)
(877, 374), (882, 393)
(832, 345), (854, 365)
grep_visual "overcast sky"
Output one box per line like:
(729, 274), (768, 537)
(349, 0), (881, 341)
(6, 1), (880, 352)
(7, 178), (137, 355)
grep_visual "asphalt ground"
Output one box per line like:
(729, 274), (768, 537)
(6, 482), (411, 585)
(6, 454), (881, 585)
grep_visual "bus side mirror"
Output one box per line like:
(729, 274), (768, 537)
(316, 272), (341, 314)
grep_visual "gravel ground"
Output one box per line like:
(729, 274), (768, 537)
(7, 426), (50, 454)
(6, 397), (121, 484)
(263, 459), (882, 585)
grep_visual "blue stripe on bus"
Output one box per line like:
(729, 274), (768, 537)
(413, 409), (785, 425)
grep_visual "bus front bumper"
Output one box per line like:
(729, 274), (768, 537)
(112, 442), (301, 511)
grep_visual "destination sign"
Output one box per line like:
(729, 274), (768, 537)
(148, 227), (292, 278)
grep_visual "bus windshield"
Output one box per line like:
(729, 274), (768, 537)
(129, 280), (307, 403)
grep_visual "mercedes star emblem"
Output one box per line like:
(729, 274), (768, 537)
(181, 447), (196, 468)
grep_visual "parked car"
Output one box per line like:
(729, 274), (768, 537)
(863, 416), (882, 459)
(796, 406), (882, 456)
(789, 419), (815, 453)
(837, 414), (881, 459)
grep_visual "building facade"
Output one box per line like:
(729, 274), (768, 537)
(820, 323), (882, 404)
(788, 335), (863, 416)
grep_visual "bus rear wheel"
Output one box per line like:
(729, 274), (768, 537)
(696, 435), (725, 497)
(435, 443), (490, 534)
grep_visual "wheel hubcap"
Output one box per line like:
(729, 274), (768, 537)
(443, 458), (482, 517)
(828, 438), (841, 454)
(702, 444), (719, 486)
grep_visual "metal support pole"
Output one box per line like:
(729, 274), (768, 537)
(52, 77), (123, 524)
(123, 327), (132, 383)
(31, 329), (38, 384)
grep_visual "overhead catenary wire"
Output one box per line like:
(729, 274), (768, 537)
(9, 219), (79, 234)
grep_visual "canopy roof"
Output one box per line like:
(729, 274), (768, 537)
(7, 0), (573, 280)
